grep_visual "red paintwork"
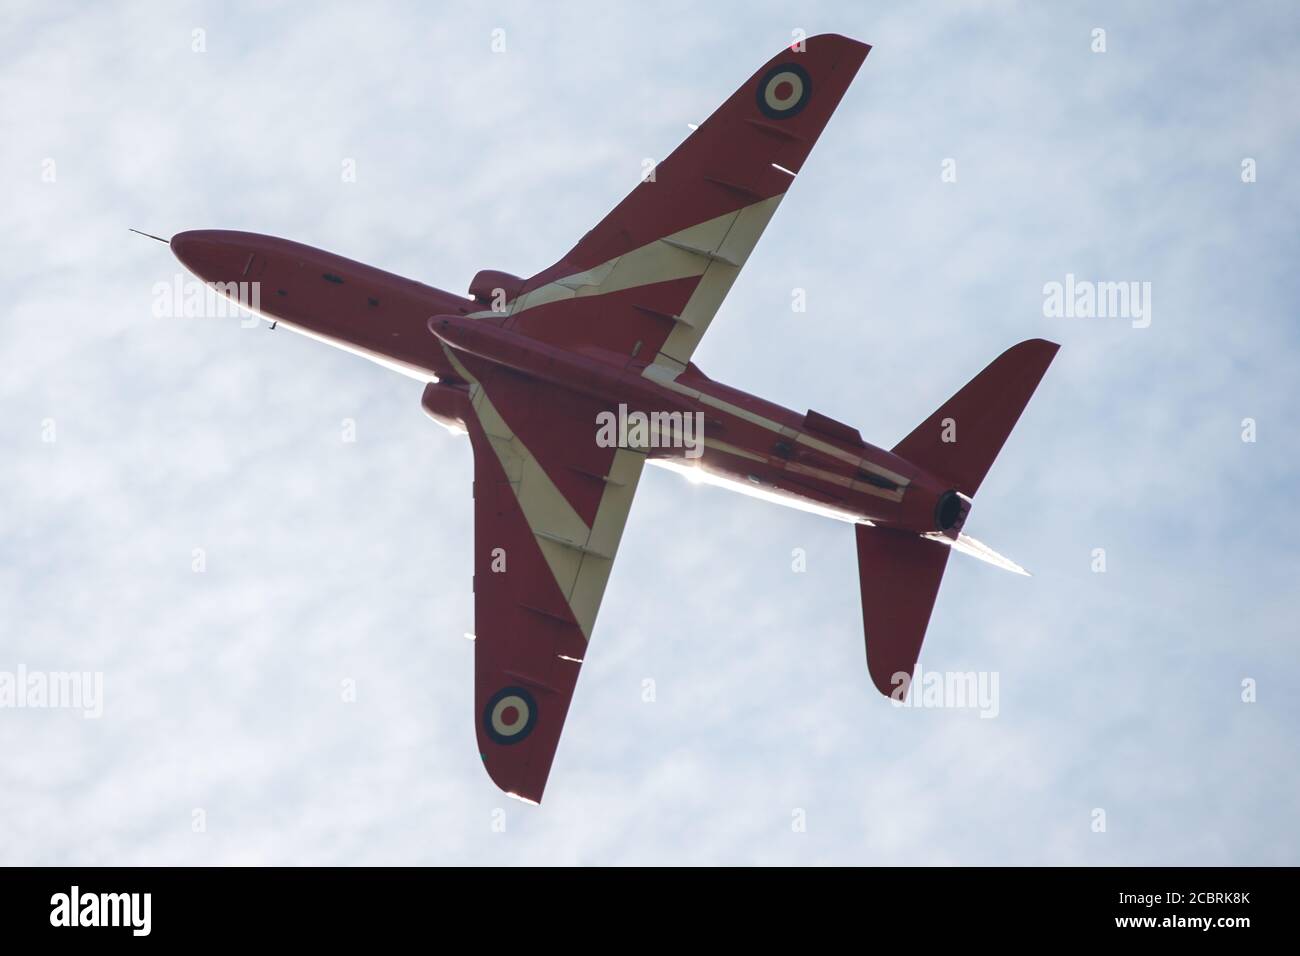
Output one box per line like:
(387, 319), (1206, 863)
(171, 225), (960, 531)
(462, 372), (592, 801)
(467, 269), (525, 304)
(166, 33), (1057, 803)
(522, 32), (869, 288)
(856, 524), (951, 697)
(169, 230), (476, 381)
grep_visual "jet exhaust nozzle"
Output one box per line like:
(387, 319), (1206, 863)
(934, 489), (970, 534)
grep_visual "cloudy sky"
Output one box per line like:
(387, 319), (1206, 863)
(2, 0), (1297, 865)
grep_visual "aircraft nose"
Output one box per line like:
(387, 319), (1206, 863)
(169, 230), (254, 283)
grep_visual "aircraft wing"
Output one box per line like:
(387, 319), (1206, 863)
(477, 34), (870, 373)
(448, 350), (645, 803)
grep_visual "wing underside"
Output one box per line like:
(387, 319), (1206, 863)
(472, 34), (871, 374)
(449, 34), (871, 801)
(452, 350), (645, 802)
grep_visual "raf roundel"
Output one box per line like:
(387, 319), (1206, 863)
(756, 63), (812, 119)
(484, 686), (538, 746)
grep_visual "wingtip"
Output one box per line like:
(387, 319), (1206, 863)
(801, 33), (873, 64)
(1021, 338), (1062, 361)
(479, 741), (549, 806)
(805, 32), (871, 48)
(1015, 337), (1061, 352)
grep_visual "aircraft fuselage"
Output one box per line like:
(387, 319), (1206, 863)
(170, 229), (967, 538)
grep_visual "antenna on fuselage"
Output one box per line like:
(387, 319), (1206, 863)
(128, 228), (169, 244)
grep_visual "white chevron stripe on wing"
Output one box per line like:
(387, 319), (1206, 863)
(447, 349), (646, 640)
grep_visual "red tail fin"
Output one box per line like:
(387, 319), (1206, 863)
(892, 339), (1059, 497)
(858, 339), (1059, 697)
(856, 527), (951, 697)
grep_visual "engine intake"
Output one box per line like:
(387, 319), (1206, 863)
(468, 270), (524, 306)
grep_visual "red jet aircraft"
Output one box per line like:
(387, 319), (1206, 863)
(162, 34), (1057, 803)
